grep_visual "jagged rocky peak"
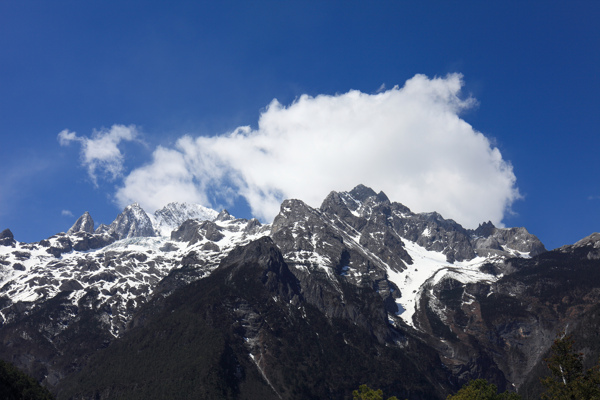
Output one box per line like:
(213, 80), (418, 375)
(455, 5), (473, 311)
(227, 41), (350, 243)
(271, 198), (319, 235)
(223, 236), (302, 303)
(324, 185), (474, 262)
(0, 229), (15, 247)
(471, 222), (546, 258)
(473, 221), (496, 237)
(152, 202), (219, 237)
(215, 209), (234, 222)
(94, 223), (110, 235)
(350, 185), (391, 211)
(572, 232), (600, 249)
(108, 203), (156, 239)
(320, 185), (400, 225)
(348, 184), (378, 202)
(557, 232), (600, 260)
(320, 190), (360, 222)
(497, 227), (546, 256)
(318, 184), (546, 262)
(67, 211), (94, 235)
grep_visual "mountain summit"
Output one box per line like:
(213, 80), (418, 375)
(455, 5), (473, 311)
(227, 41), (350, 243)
(1, 185), (598, 400)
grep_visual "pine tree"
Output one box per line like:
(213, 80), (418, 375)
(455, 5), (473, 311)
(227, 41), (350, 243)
(352, 384), (399, 400)
(0, 359), (55, 400)
(540, 332), (600, 400)
(446, 379), (521, 400)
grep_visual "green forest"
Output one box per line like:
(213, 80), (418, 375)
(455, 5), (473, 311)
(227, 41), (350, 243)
(357, 333), (600, 400)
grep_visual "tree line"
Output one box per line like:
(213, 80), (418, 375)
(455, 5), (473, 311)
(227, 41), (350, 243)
(1, 330), (598, 399)
(356, 332), (600, 400)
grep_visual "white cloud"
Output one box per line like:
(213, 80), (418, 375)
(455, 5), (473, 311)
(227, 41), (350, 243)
(61, 210), (74, 217)
(114, 144), (212, 212)
(115, 74), (520, 228)
(58, 125), (139, 185)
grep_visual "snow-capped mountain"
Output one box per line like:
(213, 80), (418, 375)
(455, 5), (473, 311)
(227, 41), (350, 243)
(0, 204), (267, 337)
(1, 185), (599, 400)
(74, 202), (222, 240)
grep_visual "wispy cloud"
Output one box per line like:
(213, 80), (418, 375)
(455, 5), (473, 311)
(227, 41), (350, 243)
(61, 210), (74, 217)
(58, 125), (139, 186)
(114, 74), (520, 228)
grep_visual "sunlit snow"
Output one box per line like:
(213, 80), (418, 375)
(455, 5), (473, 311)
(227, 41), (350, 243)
(386, 240), (497, 328)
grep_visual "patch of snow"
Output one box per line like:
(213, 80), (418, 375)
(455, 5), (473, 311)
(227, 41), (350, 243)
(386, 240), (497, 328)
(501, 245), (532, 258)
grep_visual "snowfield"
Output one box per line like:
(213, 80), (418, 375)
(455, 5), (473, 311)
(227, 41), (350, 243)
(387, 240), (498, 328)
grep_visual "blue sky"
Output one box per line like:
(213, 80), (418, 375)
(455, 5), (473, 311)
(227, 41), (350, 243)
(1, 1), (599, 250)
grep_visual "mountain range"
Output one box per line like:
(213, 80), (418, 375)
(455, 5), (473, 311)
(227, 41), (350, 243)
(0, 184), (599, 399)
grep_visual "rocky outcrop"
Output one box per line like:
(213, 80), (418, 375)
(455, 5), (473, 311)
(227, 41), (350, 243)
(171, 220), (224, 245)
(558, 232), (600, 259)
(271, 197), (404, 323)
(321, 187), (476, 263)
(0, 229), (15, 247)
(471, 222), (546, 257)
(67, 211), (95, 235)
(108, 203), (156, 239)
(94, 224), (110, 235)
(412, 242), (600, 393)
(215, 209), (235, 222)
(223, 236), (302, 303)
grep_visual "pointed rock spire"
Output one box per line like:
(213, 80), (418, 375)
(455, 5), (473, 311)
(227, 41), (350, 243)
(67, 212), (95, 235)
(0, 229), (16, 246)
(109, 203), (156, 239)
(215, 209), (234, 222)
(348, 184), (378, 202)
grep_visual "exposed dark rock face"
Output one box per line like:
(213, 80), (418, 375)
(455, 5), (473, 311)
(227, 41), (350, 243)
(320, 188), (476, 263)
(0, 290), (117, 389)
(170, 219), (204, 243)
(222, 237), (301, 304)
(471, 222), (546, 258)
(56, 237), (450, 400)
(271, 197), (404, 328)
(171, 219), (224, 244)
(412, 244), (600, 395)
(559, 232), (600, 259)
(44, 234), (73, 257)
(0, 229), (16, 247)
(39, 231), (118, 257)
(69, 231), (118, 252)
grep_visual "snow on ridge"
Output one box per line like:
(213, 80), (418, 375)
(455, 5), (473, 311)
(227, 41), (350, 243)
(0, 215), (269, 337)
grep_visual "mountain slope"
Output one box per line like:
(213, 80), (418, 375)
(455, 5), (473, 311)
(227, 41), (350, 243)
(57, 237), (448, 400)
(1, 184), (599, 399)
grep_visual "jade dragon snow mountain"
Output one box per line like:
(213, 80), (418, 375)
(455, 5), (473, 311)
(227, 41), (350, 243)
(1, 185), (599, 399)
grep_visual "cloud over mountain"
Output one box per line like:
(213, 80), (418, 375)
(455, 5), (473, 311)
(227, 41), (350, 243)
(115, 73), (519, 228)
(58, 125), (139, 186)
